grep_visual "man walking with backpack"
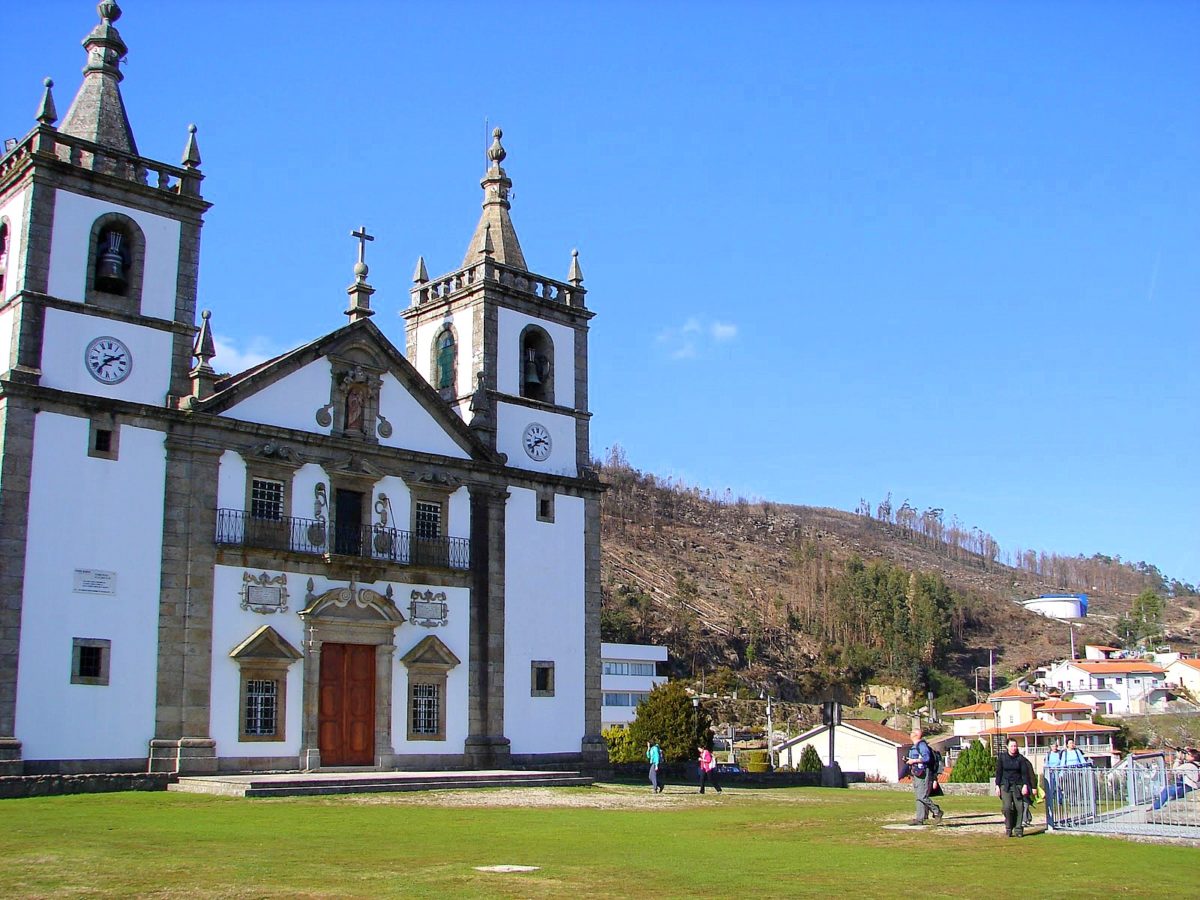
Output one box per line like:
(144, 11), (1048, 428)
(904, 727), (943, 825)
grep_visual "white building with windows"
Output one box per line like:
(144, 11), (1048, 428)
(1040, 659), (1170, 716)
(600, 643), (667, 729)
(0, 5), (605, 776)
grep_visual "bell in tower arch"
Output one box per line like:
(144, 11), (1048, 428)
(523, 347), (542, 389)
(95, 229), (129, 295)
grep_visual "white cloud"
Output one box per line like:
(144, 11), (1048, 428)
(710, 321), (738, 341)
(212, 335), (280, 376)
(655, 316), (739, 361)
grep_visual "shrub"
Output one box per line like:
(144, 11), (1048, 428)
(798, 744), (823, 774)
(602, 725), (642, 765)
(744, 750), (770, 773)
(626, 681), (713, 763)
(948, 739), (995, 783)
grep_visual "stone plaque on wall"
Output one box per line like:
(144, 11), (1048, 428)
(410, 590), (448, 627)
(241, 572), (289, 614)
(74, 569), (116, 595)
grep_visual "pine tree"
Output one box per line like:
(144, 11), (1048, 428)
(798, 744), (823, 773)
(948, 739), (995, 783)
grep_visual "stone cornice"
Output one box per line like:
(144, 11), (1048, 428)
(3, 290), (197, 333)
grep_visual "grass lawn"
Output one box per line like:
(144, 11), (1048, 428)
(1, 784), (1196, 898)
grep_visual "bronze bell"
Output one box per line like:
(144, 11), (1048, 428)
(95, 231), (128, 294)
(523, 348), (542, 386)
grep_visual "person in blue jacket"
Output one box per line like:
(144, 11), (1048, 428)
(646, 739), (664, 794)
(903, 727), (943, 825)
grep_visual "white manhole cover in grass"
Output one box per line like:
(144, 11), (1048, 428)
(474, 865), (540, 873)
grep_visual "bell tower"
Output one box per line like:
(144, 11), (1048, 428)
(402, 128), (594, 477)
(0, 1), (210, 404)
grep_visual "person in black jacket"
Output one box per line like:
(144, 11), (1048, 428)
(995, 737), (1036, 837)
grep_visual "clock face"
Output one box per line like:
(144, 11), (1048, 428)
(85, 336), (132, 384)
(523, 422), (552, 461)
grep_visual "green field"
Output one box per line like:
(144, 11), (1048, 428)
(1, 784), (1196, 898)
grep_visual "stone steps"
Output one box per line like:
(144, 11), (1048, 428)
(169, 769), (593, 798)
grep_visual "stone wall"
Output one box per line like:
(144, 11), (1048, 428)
(0, 772), (173, 799)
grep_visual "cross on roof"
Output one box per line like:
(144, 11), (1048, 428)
(351, 225), (374, 266)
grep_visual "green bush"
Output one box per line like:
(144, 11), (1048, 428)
(743, 750), (770, 773)
(602, 725), (642, 765)
(798, 744), (823, 773)
(626, 681), (713, 763)
(948, 739), (995, 783)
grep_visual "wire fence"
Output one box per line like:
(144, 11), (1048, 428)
(1047, 756), (1200, 838)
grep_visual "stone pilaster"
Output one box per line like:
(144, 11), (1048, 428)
(0, 399), (36, 773)
(580, 493), (606, 767)
(148, 433), (221, 774)
(465, 483), (510, 767)
(169, 217), (205, 400)
(298, 636), (322, 771)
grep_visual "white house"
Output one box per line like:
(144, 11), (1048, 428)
(1041, 659), (1170, 716)
(777, 719), (911, 782)
(1165, 658), (1200, 697)
(600, 643), (667, 729)
(0, 6), (605, 776)
(944, 688), (1118, 771)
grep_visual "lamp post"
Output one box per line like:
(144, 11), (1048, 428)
(691, 696), (701, 743)
(989, 695), (1005, 757)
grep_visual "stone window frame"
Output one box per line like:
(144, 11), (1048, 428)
(535, 486), (555, 524)
(83, 212), (147, 315)
(71, 637), (111, 686)
(87, 414), (120, 461)
(238, 664), (289, 742)
(400, 636), (461, 742)
(430, 322), (458, 400)
(531, 660), (555, 698)
(242, 457), (299, 552)
(518, 324), (555, 404)
(230, 625), (302, 743)
(408, 483), (452, 540)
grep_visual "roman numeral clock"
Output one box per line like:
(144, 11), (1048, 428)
(85, 336), (133, 384)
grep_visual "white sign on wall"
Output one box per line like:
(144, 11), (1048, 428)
(74, 569), (116, 595)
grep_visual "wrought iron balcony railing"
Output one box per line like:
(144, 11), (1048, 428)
(214, 509), (470, 570)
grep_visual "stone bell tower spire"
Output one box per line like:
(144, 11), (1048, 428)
(58, 1), (139, 154)
(462, 128), (527, 270)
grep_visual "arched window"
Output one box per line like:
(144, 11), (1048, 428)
(0, 220), (9, 296)
(84, 213), (145, 313)
(433, 327), (456, 395)
(519, 325), (554, 403)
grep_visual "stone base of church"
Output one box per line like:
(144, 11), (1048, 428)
(464, 735), (511, 769)
(148, 738), (218, 775)
(0, 738), (23, 775)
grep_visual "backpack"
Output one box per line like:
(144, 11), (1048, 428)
(918, 740), (942, 777)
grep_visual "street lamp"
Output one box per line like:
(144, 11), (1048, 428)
(989, 695), (1005, 757)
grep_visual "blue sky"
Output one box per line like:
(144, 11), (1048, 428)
(6, 1), (1198, 585)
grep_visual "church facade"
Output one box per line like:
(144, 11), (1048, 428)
(0, 3), (604, 775)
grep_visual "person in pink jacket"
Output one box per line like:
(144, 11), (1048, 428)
(698, 744), (723, 794)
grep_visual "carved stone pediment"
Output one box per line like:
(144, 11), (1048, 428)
(331, 454), (386, 481)
(400, 634), (461, 670)
(229, 625), (302, 662)
(298, 578), (405, 624)
(244, 441), (305, 468)
(405, 468), (463, 493)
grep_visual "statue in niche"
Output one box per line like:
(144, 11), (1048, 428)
(345, 385), (365, 432)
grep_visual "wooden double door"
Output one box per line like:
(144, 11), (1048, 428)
(318, 643), (376, 766)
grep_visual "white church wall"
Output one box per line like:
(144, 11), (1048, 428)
(503, 487), (586, 754)
(220, 358), (332, 432)
(46, 189), (180, 320)
(376, 371), (470, 459)
(496, 308), (575, 408)
(496, 403), (577, 477)
(209, 565), (305, 758)
(15, 412), (164, 760)
(392, 584), (472, 754)
(0, 307), (14, 375)
(413, 312), (476, 400)
(38, 306), (174, 404)
(0, 185), (29, 302)
(216, 449), (246, 510)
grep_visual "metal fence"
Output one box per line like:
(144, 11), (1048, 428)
(1046, 757), (1200, 837)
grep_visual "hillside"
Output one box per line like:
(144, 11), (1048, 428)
(598, 457), (1199, 704)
